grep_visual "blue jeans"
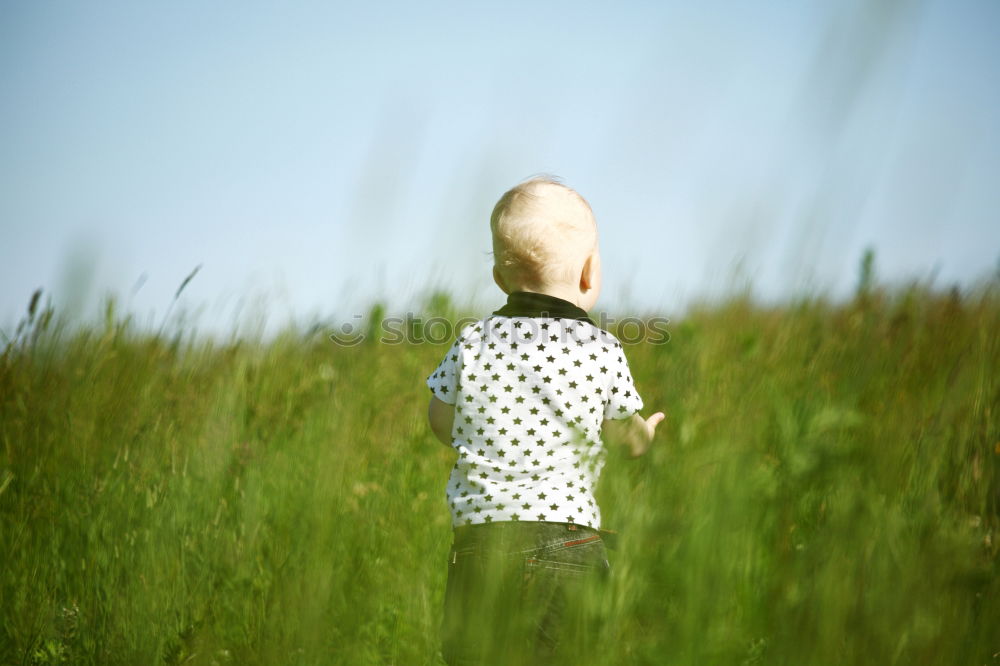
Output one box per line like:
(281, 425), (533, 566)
(440, 521), (610, 666)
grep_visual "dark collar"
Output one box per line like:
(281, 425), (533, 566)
(492, 291), (595, 324)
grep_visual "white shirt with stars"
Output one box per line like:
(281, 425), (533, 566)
(426, 292), (645, 530)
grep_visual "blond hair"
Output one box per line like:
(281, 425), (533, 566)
(490, 175), (598, 290)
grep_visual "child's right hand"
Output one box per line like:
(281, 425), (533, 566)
(602, 411), (665, 458)
(633, 411), (665, 457)
(644, 411), (666, 435)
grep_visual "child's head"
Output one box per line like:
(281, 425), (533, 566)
(489, 176), (601, 308)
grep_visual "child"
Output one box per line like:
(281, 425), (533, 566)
(426, 176), (664, 664)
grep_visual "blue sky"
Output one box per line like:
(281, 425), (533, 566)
(2, 0), (998, 336)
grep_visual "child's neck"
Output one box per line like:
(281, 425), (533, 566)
(518, 284), (584, 308)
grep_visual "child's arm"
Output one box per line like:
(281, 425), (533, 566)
(428, 396), (456, 447)
(602, 411), (665, 458)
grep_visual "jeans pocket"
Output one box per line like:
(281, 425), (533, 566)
(533, 529), (606, 561)
(519, 538), (609, 656)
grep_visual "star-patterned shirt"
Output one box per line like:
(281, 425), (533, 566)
(426, 291), (645, 530)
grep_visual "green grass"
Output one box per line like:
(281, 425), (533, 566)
(1, 283), (997, 665)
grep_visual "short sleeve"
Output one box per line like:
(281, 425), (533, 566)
(426, 337), (462, 405)
(603, 342), (644, 420)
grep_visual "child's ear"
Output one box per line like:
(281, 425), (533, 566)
(580, 253), (596, 292)
(493, 266), (510, 294)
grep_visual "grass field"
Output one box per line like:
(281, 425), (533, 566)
(1, 281), (998, 665)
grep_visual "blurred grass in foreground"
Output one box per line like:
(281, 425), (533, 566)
(1, 279), (998, 665)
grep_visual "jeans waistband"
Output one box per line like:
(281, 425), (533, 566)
(453, 520), (594, 537)
(451, 520), (600, 554)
